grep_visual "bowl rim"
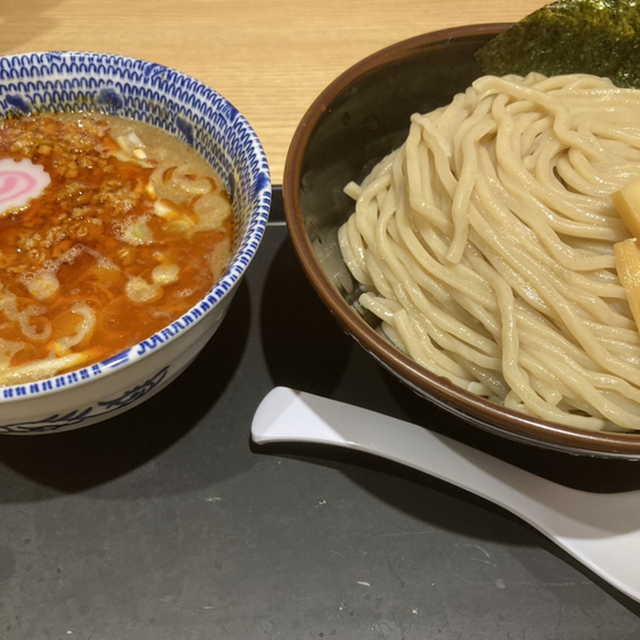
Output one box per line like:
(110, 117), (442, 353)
(283, 23), (640, 457)
(0, 50), (271, 402)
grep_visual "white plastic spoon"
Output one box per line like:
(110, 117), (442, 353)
(252, 386), (640, 603)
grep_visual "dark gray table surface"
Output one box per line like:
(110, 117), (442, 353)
(1, 188), (640, 639)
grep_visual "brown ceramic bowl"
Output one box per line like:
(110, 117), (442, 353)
(283, 24), (640, 459)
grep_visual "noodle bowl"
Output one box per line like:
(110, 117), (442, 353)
(338, 72), (640, 432)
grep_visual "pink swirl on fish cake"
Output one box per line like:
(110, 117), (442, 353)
(0, 158), (51, 216)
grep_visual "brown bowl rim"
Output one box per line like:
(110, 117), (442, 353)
(283, 23), (640, 458)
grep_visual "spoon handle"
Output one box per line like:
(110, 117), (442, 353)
(252, 386), (640, 603)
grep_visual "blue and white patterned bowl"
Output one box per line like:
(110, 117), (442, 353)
(0, 51), (271, 434)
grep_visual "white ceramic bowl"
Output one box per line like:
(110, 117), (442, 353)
(0, 51), (271, 434)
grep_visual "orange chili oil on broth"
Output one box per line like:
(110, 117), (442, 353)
(0, 113), (234, 385)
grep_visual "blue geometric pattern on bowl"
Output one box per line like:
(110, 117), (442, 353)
(0, 368), (170, 434)
(0, 51), (271, 422)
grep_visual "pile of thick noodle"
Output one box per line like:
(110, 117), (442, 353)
(339, 73), (640, 432)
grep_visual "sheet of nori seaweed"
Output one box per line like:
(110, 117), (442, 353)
(475, 0), (640, 88)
